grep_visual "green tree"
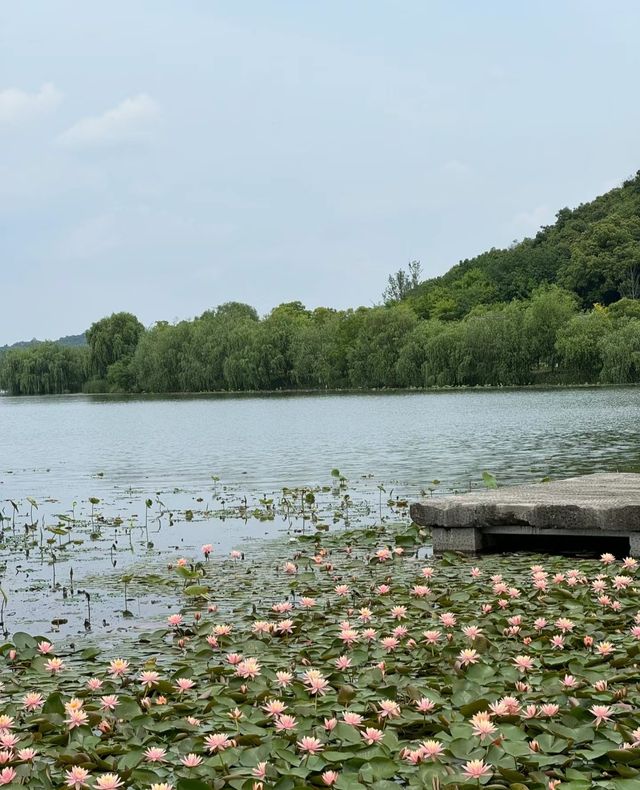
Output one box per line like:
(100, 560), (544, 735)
(457, 302), (532, 386)
(599, 319), (640, 383)
(0, 343), (88, 395)
(423, 322), (467, 386)
(131, 321), (192, 392)
(606, 297), (640, 323)
(560, 215), (640, 305)
(348, 305), (417, 388)
(555, 307), (610, 381)
(523, 285), (577, 369)
(186, 303), (259, 391)
(395, 321), (446, 387)
(256, 303), (310, 389)
(417, 269), (498, 321)
(222, 320), (262, 390)
(290, 309), (349, 389)
(383, 261), (422, 304)
(86, 312), (145, 387)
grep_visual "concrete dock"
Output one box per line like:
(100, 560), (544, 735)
(410, 473), (640, 556)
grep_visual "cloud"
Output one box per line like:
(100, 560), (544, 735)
(0, 83), (62, 127)
(513, 205), (554, 232)
(57, 94), (159, 148)
(442, 159), (470, 176)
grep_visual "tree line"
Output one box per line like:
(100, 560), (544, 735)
(3, 287), (640, 395)
(4, 173), (640, 395)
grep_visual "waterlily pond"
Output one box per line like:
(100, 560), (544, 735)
(0, 389), (640, 788)
(0, 520), (640, 789)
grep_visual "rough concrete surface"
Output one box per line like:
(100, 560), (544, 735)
(410, 473), (640, 554)
(410, 473), (640, 532)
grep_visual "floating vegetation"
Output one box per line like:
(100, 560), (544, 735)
(0, 475), (410, 639)
(0, 515), (636, 787)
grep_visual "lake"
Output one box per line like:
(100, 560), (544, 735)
(0, 387), (639, 639)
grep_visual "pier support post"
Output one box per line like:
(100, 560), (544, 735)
(629, 533), (640, 558)
(432, 527), (484, 555)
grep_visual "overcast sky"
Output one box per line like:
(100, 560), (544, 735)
(2, 1), (640, 343)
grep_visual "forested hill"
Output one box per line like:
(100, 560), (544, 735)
(0, 334), (86, 352)
(4, 173), (640, 395)
(404, 171), (640, 320)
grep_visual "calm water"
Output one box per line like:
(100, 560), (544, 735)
(0, 387), (638, 638)
(1, 388), (639, 498)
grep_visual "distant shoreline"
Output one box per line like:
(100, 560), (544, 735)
(2, 381), (638, 400)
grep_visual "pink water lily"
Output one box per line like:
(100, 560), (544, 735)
(22, 692), (44, 711)
(463, 759), (492, 779)
(470, 711), (497, 739)
(274, 714), (297, 732)
(513, 654), (534, 672)
(362, 727), (384, 744)
(457, 648), (479, 666)
(0, 768), (16, 786)
(415, 697), (436, 713)
(420, 739), (444, 759)
(94, 774), (124, 789)
(65, 766), (91, 789)
(180, 753), (203, 767)
(252, 762), (268, 779)
(590, 704), (614, 727)
(175, 677), (195, 692)
(44, 657), (64, 673)
(262, 699), (287, 717)
(377, 699), (401, 719)
(204, 733), (235, 752)
(144, 746), (167, 762)
(297, 736), (323, 755)
(108, 659), (129, 677)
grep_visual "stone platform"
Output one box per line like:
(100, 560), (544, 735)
(410, 473), (640, 556)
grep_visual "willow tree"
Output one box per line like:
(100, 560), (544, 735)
(347, 305), (417, 388)
(86, 312), (145, 383)
(0, 343), (88, 395)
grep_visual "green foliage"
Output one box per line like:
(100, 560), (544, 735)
(347, 306), (417, 388)
(457, 302), (532, 386)
(413, 268), (499, 321)
(6, 295), (640, 394)
(383, 260), (422, 303)
(560, 215), (640, 304)
(0, 342), (88, 395)
(407, 171), (640, 315)
(86, 311), (145, 385)
(599, 319), (640, 384)
(395, 320), (446, 387)
(555, 308), (610, 382)
(2, 512), (640, 788)
(523, 286), (578, 369)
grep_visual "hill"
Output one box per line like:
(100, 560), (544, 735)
(405, 171), (640, 319)
(4, 173), (640, 394)
(0, 333), (86, 353)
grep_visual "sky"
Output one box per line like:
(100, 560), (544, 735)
(2, 1), (640, 343)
